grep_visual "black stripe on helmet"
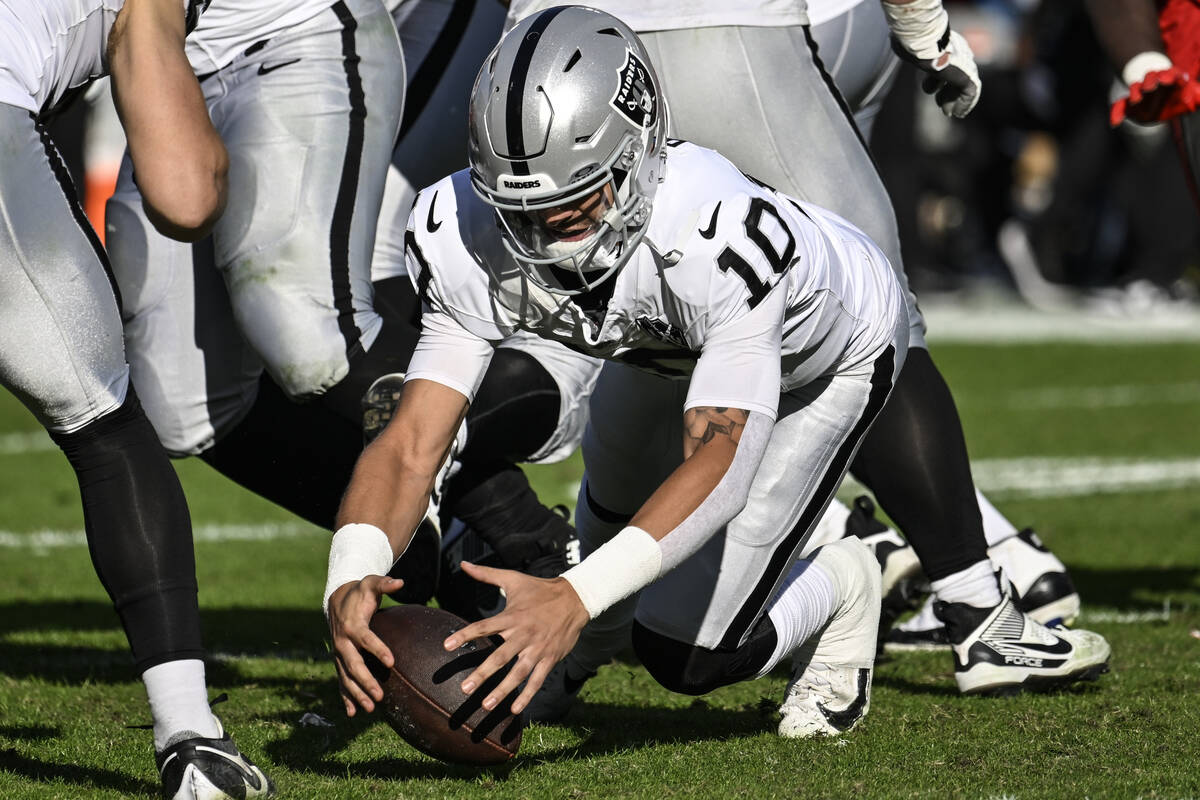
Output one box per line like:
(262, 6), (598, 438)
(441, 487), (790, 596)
(504, 6), (568, 175)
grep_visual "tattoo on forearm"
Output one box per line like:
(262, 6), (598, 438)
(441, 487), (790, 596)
(683, 406), (748, 448)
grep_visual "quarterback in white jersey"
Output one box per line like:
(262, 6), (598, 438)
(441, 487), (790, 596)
(0, 0), (275, 796)
(326, 7), (908, 738)
(496, 2), (1104, 696)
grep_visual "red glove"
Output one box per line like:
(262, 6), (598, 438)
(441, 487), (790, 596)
(1111, 65), (1200, 126)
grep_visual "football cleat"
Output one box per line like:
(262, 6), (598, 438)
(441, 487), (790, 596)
(525, 658), (595, 724)
(989, 529), (1081, 627)
(778, 538), (880, 738)
(157, 728), (274, 800)
(935, 589), (1110, 696)
(844, 495), (928, 648)
(885, 528), (1081, 652)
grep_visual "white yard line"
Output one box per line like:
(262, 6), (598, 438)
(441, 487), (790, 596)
(0, 522), (322, 551)
(922, 300), (1200, 343)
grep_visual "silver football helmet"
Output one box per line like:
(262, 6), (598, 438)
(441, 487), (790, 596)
(469, 6), (669, 295)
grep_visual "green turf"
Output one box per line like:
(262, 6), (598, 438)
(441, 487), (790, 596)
(1, 341), (1198, 799)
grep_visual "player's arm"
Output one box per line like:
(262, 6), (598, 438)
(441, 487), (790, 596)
(881, 0), (981, 118)
(443, 284), (785, 716)
(326, 377), (469, 716)
(1084, 0), (1200, 125)
(107, 0), (228, 241)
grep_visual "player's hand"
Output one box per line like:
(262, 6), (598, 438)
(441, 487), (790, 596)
(1111, 66), (1200, 126)
(442, 562), (590, 715)
(326, 574), (406, 716)
(892, 28), (981, 118)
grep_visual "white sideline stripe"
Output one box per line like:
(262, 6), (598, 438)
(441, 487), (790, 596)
(0, 522), (321, 550)
(1002, 381), (1200, 410)
(0, 430), (55, 454)
(1081, 602), (1174, 624)
(922, 301), (1200, 343)
(969, 457), (1200, 499)
(839, 455), (1200, 500)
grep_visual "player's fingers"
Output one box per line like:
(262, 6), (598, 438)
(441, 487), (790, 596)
(334, 652), (376, 714)
(460, 638), (523, 695)
(334, 636), (384, 704)
(510, 658), (555, 715)
(457, 560), (509, 588)
(443, 615), (504, 651)
(480, 654), (534, 712)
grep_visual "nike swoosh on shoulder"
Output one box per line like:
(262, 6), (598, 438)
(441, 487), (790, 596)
(426, 192), (443, 233)
(698, 202), (721, 239)
(257, 58), (301, 76)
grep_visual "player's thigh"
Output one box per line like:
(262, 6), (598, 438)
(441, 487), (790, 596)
(209, 0), (403, 397)
(809, 1), (900, 142)
(0, 105), (127, 433)
(635, 351), (902, 651)
(581, 362), (685, 518)
(496, 333), (602, 464)
(105, 157), (263, 455)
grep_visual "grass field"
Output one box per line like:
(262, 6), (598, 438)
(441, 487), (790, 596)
(1, 327), (1198, 799)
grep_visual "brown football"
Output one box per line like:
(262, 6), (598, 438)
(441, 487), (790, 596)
(366, 604), (523, 765)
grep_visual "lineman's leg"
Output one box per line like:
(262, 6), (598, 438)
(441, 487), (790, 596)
(1, 105), (219, 750)
(808, 0), (901, 141)
(209, 0), (406, 425)
(628, 345), (902, 694)
(640, 24), (1003, 595)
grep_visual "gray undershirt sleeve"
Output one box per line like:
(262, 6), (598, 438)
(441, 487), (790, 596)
(655, 411), (774, 575)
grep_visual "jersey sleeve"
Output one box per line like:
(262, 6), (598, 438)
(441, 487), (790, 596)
(685, 277), (784, 420)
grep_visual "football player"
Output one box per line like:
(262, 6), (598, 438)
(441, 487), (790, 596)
(324, 9), (1111, 738)
(0, 1), (273, 797)
(102, 0), (585, 611)
(1087, 0), (1200, 211)
(502, 0), (1086, 679)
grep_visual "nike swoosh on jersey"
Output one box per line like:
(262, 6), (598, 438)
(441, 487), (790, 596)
(698, 202), (721, 239)
(427, 192), (442, 232)
(257, 58), (301, 76)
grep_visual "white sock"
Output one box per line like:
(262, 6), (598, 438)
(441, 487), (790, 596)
(143, 659), (222, 751)
(799, 498), (852, 557)
(758, 559), (837, 677)
(931, 560), (1002, 608)
(977, 489), (1019, 548)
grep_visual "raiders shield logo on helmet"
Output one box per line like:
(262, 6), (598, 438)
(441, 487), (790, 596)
(611, 50), (657, 129)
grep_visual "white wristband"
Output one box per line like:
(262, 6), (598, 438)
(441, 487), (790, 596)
(323, 523), (396, 616)
(1122, 51), (1174, 87)
(882, 0), (949, 59)
(561, 526), (662, 619)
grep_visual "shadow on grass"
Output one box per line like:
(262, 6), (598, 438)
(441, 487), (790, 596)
(0, 732), (156, 797)
(261, 699), (773, 783)
(1066, 566), (1200, 610)
(0, 600), (330, 684)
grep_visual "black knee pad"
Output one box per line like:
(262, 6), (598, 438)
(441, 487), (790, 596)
(631, 616), (778, 696)
(51, 391), (204, 673)
(462, 348), (560, 463)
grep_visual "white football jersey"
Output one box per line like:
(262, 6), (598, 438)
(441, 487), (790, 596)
(0, 0), (200, 114)
(404, 142), (902, 420)
(505, 0), (808, 34)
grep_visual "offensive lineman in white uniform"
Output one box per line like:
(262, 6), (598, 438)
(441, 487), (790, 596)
(501, 0), (1093, 697)
(0, 0), (273, 797)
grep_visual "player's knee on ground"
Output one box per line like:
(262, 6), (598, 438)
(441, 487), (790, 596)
(632, 617), (778, 696)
